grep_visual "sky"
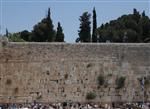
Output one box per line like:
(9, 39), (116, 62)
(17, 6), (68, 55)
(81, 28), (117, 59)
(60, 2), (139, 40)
(0, 0), (150, 43)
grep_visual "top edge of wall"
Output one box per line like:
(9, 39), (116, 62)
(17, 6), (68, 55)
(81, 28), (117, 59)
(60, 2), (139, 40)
(8, 42), (150, 45)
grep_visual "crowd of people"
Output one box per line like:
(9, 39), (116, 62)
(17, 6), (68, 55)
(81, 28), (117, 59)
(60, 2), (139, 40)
(0, 101), (150, 109)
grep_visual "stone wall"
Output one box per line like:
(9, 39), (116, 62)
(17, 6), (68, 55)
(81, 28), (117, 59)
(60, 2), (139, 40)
(0, 42), (150, 103)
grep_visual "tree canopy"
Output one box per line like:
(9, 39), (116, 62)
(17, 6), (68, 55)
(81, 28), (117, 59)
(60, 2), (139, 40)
(97, 9), (150, 43)
(6, 8), (65, 42)
(31, 8), (56, 42)
(4, 8), (150, 43)
(77, 12), (91, 42)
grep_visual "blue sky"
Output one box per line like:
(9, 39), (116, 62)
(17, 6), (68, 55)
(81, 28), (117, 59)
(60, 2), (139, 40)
(0, 0), (149, 42)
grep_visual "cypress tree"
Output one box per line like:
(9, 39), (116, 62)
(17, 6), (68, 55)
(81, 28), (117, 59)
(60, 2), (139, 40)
(133, 8), (141, 23)
(46, 8), (56, 42)
(55, 22), (65, 42)
(92, 7), (97, 42)
(142, 11), (146, 17)
(6, 28), (9, 37)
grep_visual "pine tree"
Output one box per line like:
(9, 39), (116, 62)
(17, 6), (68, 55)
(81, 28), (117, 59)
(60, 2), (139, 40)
(55, 22), (65, 42)
(77, 12), (91, 42)
(97, 8), (150, 43)
(92, 7), (97, 42)
(31, 8), (56, 42)
(20, 30), (31, 41)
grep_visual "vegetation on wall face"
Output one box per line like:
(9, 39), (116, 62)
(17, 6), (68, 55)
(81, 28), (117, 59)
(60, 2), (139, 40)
(86, 63), (93, 68)
(97, 75), (105, 86)
(145, 78), (150, 86)
(64, 74), (68, 79)
(86, 91), (96, 100)
(115, 76), (126, 89)
(14, 87), (19, 94)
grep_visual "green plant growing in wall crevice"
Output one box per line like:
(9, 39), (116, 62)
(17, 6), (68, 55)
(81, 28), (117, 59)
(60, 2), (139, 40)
(115, 76), (126, 89)
(14, 87), (19, 94)
(86, 63), (93, 68)
(97, 75), (105, 86)
(86, 91), (96, 100)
